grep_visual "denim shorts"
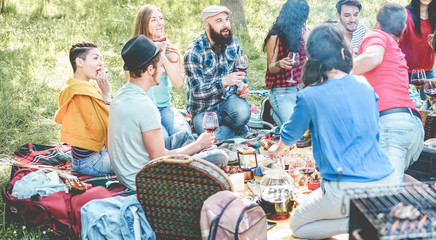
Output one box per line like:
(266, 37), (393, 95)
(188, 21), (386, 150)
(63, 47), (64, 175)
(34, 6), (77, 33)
(379, 111), (424, 182)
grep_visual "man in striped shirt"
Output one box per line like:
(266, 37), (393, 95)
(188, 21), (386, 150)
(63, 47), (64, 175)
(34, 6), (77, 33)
(336, 0), (368, 54)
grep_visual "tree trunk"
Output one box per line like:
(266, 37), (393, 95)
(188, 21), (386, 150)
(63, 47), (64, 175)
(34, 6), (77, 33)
(1, 0), (5, 13)
(220, 0), (247, 29)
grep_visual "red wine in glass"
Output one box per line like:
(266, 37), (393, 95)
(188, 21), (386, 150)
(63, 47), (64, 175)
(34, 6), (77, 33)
(424, 79), (436, 97)
(236, 65), (248, 72)
(235, 54), (249, 72)
(204, 126), (218, 133)
(411, 79), (425, 86)
(202, 112), (219, 134)
(299, 167), (315, 176)
(411, 69), (426, 87)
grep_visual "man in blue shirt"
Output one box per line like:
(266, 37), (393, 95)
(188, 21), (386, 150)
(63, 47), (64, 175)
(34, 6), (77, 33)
(184, 5), (251, 141)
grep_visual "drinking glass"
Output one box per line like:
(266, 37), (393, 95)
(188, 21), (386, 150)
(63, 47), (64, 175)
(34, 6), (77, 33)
(286, 52), (300, 83)
(424, 79), (436, 111)
(235, 54), (249, 72)
(411, 69), (426, 87)
(297, 157), (315, 189)
(202, 112), (219, 134)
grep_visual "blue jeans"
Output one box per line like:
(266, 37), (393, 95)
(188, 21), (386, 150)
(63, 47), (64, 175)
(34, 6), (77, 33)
(72, 145), (113, 176)
(192, 94), (250, 142)
(269, 86), (299, 127)
(81, 195), (156, 240)
(164, 131), (228, 168)
(379, 111), (424, 183)
(159, 106), (192, 141)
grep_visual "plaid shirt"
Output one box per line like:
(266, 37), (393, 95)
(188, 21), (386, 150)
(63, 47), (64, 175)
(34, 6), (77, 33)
(184, 33), (245, 116)
(265, 37), (306, 89)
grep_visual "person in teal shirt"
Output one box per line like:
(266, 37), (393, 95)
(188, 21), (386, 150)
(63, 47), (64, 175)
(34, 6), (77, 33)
(269, 22), (398, 239)
(126, 4), (192, 143)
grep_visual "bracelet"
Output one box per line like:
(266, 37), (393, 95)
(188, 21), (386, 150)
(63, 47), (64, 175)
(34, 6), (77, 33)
(105, 101), (111, 105)
(275, 61), (281, 68)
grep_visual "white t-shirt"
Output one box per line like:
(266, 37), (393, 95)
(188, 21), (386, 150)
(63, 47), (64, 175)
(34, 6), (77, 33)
(108, 82), (161, 190)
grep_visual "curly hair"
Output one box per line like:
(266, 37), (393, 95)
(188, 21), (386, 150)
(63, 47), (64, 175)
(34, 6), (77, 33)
(132, 4), (161, 38)
(69, 41), (98, 72)
(301, 23), (353, 87)
(406, 0), (436, 36)
(263, 0), (309, 53)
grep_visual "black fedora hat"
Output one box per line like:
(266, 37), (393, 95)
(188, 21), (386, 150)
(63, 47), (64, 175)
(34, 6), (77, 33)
(122, 35), (161, 71)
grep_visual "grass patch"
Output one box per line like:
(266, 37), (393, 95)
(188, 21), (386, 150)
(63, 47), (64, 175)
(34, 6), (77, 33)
(0, 0), (408, 237)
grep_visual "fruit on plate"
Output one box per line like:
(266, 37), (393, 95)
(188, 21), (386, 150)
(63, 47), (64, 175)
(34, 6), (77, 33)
(229, 166), (239, 174)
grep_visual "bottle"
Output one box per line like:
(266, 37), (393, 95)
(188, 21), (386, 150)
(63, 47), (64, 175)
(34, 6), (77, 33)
(258, 157), (295, 221)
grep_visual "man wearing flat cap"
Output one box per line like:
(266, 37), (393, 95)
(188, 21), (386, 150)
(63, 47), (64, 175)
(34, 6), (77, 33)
(184, 5), (251, 141)
(108, 35), (228, 190)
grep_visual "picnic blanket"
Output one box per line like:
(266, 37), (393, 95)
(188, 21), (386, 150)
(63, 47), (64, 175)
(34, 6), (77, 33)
(0, 143), (134, 196)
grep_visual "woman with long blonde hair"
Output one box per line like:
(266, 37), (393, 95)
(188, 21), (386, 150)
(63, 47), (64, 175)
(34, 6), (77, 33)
(128, 4), (191, 141)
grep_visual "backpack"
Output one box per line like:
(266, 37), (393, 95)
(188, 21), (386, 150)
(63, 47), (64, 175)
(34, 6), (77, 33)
(260, 97), (276, 126)
(200, 190), (267, 240)
(1, 168), (112, 239)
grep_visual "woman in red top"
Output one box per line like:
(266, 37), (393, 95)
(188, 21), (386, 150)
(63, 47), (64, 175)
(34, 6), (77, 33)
(399, 0), (436, 80)
(262, 0), (309, 127)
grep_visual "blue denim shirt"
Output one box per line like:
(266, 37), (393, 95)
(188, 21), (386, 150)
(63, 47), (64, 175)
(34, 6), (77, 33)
(184, 33), (245, 116)
(81, 195), (156, 240)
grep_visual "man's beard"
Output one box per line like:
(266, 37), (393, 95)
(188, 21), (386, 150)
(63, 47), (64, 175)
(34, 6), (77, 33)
(209, 25), (233, 46)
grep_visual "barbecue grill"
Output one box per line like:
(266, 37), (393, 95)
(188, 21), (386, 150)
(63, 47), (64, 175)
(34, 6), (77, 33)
(348, 182), (436, 240)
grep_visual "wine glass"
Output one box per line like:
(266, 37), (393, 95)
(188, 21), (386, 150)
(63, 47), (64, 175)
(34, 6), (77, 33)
(235, 54), (249, 95)
(424, 79), (436, 111)
(235, 54), (249, 72)
(286, 52), (300, 83)
(411, 69), (426, 87)
(202, 112), (219, 134)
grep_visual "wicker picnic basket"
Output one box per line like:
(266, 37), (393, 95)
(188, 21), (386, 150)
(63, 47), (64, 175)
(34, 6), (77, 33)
(135, 154), (234, 240)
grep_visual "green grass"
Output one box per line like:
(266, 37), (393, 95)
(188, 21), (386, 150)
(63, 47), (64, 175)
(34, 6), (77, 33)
(0, 0), (408, 237)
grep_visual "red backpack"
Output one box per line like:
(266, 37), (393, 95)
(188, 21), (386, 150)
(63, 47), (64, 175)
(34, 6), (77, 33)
(1, 168), (112, 239)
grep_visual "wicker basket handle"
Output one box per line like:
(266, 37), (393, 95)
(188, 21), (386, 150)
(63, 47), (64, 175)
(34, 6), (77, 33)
(161, 154), (194, 164)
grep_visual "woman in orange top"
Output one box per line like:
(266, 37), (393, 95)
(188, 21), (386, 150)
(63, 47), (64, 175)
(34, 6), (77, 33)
(55, 41), (113, 176)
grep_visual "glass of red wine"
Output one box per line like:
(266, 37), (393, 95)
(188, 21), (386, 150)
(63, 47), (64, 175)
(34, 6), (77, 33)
(235, 54), (249, 72)
(411, 69), (426, 87)
(202, 112), (219, 134)
(297, 164), (316, 189)
(235, 54), (249, 95)
(286, 51), (300, 83)
(424, 79), (436, 111)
